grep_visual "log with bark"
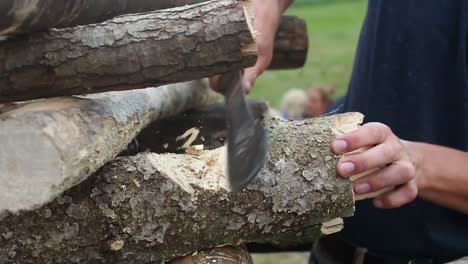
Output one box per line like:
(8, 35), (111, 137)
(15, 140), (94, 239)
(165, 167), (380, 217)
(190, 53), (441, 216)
(0, 113), (362, 263)
(0, 79), (217, 214)
(0, 0), (258, 103)
(269, 15), (309, 70)
(0, 0), (200, 36)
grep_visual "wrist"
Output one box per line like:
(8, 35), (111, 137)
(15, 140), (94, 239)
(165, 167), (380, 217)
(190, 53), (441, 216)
(402, 141), (428, 192)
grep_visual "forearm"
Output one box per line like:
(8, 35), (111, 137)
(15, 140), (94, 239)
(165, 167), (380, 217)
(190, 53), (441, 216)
(409, 142), (468, 213)
(253, 0), (292, 41)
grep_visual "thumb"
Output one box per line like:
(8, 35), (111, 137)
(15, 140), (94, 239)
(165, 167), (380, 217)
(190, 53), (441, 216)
(243, 56), (271, 93)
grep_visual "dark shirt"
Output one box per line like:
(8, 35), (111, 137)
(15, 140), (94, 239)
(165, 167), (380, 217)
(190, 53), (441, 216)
(342, 0), (468, 260)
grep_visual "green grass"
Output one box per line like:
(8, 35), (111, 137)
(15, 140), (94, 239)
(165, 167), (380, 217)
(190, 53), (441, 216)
(250, 0), (367, 108)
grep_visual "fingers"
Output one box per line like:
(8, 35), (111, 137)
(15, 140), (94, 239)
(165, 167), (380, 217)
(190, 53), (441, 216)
(332, 122), (419, 209)
(373, 180), (418, 208)
(332, 123), (394, 154)
(353, 160), (415, 194)
(337, 138), (403, 176)
(243, 53), (272, 93)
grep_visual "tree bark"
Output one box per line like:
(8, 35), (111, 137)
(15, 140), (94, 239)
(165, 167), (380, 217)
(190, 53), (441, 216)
(269, 15), (309, 70)
(0, 79), (217, 214)
(0, 0), (201, 36)
(0, 0), (257, 103)
(0, 113), (362, 264)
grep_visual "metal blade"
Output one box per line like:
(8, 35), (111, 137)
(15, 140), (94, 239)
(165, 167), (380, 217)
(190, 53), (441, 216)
(219, 71), (268, 192)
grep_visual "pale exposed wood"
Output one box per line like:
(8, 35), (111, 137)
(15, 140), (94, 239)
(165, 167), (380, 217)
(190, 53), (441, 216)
(320, 218), (344, 235)
(0, 113), (362, 263)
(0, 79), (217, 214)
(0, 0), (257, 103)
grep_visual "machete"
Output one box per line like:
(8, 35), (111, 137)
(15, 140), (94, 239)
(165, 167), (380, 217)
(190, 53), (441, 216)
(218, 71), (268, 192)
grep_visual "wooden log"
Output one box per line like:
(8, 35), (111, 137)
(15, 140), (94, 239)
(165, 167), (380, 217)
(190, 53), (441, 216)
(0, 113), (362, 263)
(0, 0), (199, 36)
(0, 0), (257, 103)
(0, 79), (217, 214)
(0, 102), (22, 114)
(269, 15), (309, 70)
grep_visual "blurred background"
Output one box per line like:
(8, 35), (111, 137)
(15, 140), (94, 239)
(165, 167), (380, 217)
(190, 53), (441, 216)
(251, 0), (366, 262)
(251, 0), (366, 109)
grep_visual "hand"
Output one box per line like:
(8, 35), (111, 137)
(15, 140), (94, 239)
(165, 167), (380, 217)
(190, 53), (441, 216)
(332, 123), (421, 209)
(210, 0), (292, 93)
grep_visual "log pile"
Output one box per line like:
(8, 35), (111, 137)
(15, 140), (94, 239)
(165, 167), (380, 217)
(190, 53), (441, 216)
(0, 0), (360, 263)
(0, 112), (362, 263)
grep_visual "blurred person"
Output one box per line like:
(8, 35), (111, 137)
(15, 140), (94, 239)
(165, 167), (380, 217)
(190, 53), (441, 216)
(280, 89), (307, 120)
(305, 85), (335, 117)
(223, 0), (468, 263)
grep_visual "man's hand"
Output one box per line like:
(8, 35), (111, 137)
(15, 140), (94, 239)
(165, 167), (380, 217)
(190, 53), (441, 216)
(210, 0), (293, 93)
(332, 123), (420, 209)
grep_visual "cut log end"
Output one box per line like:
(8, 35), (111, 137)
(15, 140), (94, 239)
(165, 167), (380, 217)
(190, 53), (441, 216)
(0, 119), (63, 213)
(240, 0), (258, 56)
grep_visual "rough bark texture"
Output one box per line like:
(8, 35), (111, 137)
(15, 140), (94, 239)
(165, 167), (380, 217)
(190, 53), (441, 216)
(269, 15), (309, 70)
(170, 245), (253, 264)
(0, 113), (362, 263)
(0, 0), (202, 36)
(0, 79), (217, 214)
(0, 0), (257, 103)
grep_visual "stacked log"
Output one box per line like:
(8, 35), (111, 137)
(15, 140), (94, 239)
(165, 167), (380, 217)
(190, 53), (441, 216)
(0, 1), (358, 263)
(0, 113), (362, 263)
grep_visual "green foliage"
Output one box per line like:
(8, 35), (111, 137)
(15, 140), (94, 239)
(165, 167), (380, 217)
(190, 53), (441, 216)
(250, 0), (367, 108)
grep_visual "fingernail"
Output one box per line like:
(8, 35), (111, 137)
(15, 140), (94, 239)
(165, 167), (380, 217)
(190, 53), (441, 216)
(354, 183), (371, 194)
(339, 162), (355, 176)
(374, 199), (384, 208)
(332, 140), (348, 153)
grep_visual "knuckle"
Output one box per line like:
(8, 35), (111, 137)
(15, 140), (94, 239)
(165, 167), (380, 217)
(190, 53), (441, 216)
(380, 143), (395, 160)
(368, 177), (384, 191)
(406, 183), (418, 200)
(351, 156), (368, 173)
(398, 162), (416, 180)
(343, 132), (360, 149)
(367, 123), (390, 143)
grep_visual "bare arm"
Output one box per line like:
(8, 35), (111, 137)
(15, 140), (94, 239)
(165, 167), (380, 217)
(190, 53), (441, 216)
(211, 0), (294, 92)
(409, 142), (468, 213)
(332, 123), (468, 214)
(242, 0), (295, 91)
